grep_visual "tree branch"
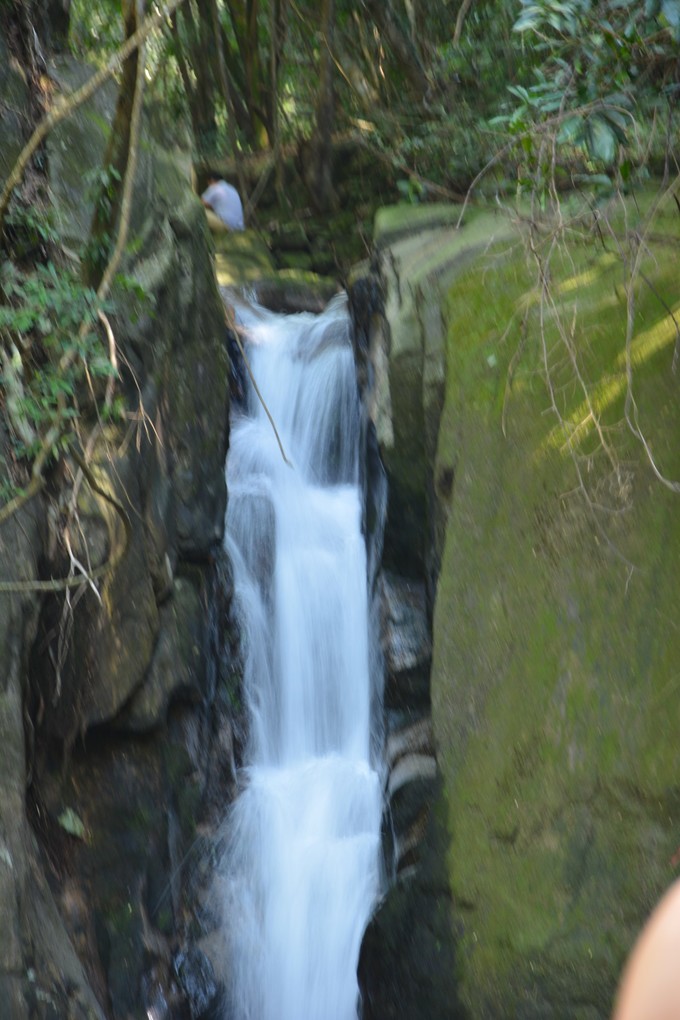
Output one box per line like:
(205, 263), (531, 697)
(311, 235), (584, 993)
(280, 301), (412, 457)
(453, 0), (475, 47)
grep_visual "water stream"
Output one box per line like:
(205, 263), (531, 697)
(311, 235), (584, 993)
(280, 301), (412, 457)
(222, 293), (383, 1020)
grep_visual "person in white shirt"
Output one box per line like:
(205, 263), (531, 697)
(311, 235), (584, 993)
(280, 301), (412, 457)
(201, 175), (245, 231)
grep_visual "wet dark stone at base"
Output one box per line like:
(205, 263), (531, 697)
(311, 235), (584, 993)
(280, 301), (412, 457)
(173, 947), (224, 1020)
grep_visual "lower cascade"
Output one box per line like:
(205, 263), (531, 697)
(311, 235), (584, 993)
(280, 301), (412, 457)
(222, 293), (383, 1020)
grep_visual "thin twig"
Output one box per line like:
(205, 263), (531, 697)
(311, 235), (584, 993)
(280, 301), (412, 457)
(0, 446), (131, 592)
(225, 308), (292, 467)
(98, 309), (119, 409)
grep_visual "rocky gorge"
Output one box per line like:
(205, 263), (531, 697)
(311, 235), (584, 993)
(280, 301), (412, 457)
(2, 20), (680, 1020)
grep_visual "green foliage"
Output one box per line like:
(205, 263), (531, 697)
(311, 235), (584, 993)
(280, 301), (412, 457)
(396, 176), (425, 204)
(3, 203), (61, 261)
(0, 255), (116, 466)
(43, 0), (680, 214)
(67, 0), (123, 59)
(491, 0), (680, 198)
(82, 163), (122, 282)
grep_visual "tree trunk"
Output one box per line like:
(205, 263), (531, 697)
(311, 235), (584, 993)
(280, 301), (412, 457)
(85, 0), (142, 287)
(178, 0), (217, 148)
(362, 0), (429, 97)
(206, 0), (248, 209)
(453, 0), (475, 46)
(270, 0), (287, 197)
(170, 10), (202, 140)
(225, 0), (269, 146)
(310, 0), (337, 213)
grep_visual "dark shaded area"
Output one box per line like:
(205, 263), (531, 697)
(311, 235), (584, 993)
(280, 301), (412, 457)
(27, 551), (242, 1020)
(359, 781), (465, 1020)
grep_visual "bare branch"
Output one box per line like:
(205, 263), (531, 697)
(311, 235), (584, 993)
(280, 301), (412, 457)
(453, 0), (475, 47)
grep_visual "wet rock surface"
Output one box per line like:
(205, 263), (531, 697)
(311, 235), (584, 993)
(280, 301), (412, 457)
(380, 571), (431, 710)
(359, 781), (463, 1020)
(359, 199), (680, 1019)
(173, 947), (224, 1020)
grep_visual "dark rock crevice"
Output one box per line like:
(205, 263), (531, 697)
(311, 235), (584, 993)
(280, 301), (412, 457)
(349, 240), (461, 1019)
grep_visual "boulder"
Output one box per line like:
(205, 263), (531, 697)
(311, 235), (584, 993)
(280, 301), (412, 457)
(360, 195), (680, 1018)
(359, 783), (463, 1020)
(431, 190), (680, 1017)
(0, 464), (104, 1018)
(366, 205), (511, 578)
(173, 946), (224, 1020)
(46, 58), (229, 558)
(115, 574), (208, 733)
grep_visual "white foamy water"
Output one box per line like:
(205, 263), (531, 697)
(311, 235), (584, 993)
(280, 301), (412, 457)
(222, 294), (382, 1020)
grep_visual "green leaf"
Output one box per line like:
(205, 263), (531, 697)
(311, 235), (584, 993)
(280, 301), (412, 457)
(660, 0), (680, 37)
(57, 808), (86, 840)
(575, 172), (614, 193)
(508, 85), (531, 103)
(13, 310), (36, 332)
(89, 356), (117, 378)
(585, 116), (618, 164)
(557, 114), (584, 144)
(599, 106), (629, 143)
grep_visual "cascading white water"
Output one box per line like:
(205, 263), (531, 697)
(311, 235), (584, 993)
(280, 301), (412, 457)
(222, 293), (382, 1020)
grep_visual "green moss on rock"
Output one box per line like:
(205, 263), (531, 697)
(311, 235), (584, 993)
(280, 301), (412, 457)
(431, 193), (680, 1017)
(373, 206), (512, 575)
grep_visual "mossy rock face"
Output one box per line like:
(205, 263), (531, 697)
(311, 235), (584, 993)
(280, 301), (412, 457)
(0, 488), (40, 1009)
(0, 445), (103, 1016)
(368, 205), (511, 577)
(0, 51), (233, 1018)
(0, 39), (30, 181)
(114, 574), (207, 732)
(36, 729), (180, 1018)
(374, 203), (467, 248)
(45, 58), (229, 558)
(430, 193), (680, 1017)
(362, 194), (680, 1018)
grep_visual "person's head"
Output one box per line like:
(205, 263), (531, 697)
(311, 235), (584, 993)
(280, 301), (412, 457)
(207, 173), (220, 186)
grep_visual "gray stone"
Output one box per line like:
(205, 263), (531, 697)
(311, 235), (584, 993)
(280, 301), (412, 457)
(385, 716), (433, 770)
(0, 39), (30, 181)
(380, 571), (431, 708)
(359, 782), (463, 1020)
(116, 577), (207, 732)
(174, 946), (222, 1020)
(387, 753), (438, 856)
(0, 491), (41, 1001)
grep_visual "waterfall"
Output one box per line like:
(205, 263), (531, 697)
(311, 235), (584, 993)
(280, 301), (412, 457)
(222, 293), (383, 1020)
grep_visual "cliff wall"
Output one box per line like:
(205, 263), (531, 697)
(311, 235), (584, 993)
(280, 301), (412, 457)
(358, 196), (680, 1018)
(0, 49), (236, 1018)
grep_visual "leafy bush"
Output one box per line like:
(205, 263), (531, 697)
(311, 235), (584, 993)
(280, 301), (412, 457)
(490, 0), (680, 198)
(0, 256), (116, 466)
